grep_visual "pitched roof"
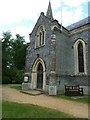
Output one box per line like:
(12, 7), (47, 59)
(66, 16), (90, 31)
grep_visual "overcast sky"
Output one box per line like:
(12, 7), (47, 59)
(0, 0), (89, 42)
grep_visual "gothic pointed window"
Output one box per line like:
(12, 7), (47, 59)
(35, 25), (45, 48)
(39, 32), (42, 46)
(74, 39), (87, 75)
(78, 42), (84, 72)
(42, 31), (44, 45)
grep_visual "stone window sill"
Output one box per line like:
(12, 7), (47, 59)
(35, 44), (45, 49)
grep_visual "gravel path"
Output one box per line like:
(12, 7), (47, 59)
(2, 86), (88, 118)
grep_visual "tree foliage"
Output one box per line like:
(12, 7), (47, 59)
(2, 32), (13, 68)
(2, 31), (27, 84)
(12, 34), (26, 70)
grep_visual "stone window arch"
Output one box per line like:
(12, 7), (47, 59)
(74, 39), (87, 75)
(35, 25), (45, 48)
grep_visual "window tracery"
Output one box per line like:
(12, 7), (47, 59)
(35, 25), (45, 48)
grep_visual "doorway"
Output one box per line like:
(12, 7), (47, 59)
(37, 63), (43, 89)
(31, 58), (46, 90)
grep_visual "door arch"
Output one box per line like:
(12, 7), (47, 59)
(31, 58), (46, 90)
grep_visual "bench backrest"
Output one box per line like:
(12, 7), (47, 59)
(65, 85), (79, 90)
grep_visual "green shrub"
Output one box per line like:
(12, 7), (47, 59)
(14, 69), (24, 84)
(2, 76), (11, 84)
(2, 67), (24, 84)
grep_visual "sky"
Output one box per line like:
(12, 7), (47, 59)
(0, 0), (89, 42)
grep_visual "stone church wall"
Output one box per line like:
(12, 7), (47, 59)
(25, 13), (52, 85)
(55, 30), (74, 75)
(24, 11), (89, 95)
(55, 26), (89, 95)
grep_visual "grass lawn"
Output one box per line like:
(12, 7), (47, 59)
(54, 95), (90, 104)
(0, 101), (2, 120)
(2, 101), (74, 118)
(10, 84), (22, 90)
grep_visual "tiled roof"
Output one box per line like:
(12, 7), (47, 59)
(66, 16), (90, 31)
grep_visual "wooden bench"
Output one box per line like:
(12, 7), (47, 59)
(65, 85), (83, 96)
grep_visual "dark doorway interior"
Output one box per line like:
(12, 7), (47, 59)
(37, 63), (43, 89)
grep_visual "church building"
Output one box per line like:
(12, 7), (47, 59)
(22, 1), (90, 95)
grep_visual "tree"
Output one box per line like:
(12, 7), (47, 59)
(12, 34), (27, 70)
(2, 31), (13, 68)
(2, 32), (27, 84)
(2, 31), (13, 83)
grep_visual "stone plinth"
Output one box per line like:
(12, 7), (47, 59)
(49, 86), (57, 95)
(22, 83), (32, 90)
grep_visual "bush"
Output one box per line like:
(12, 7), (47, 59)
(11, 67), (24, 84)
(2, 67), (12, 84)
(14, 69), (24, 84)
(2, 67), (24, 84)
(2, 76), (11, 84)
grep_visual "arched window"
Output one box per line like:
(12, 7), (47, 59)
(78, 42), (84, 72)
(35, 25), (45, 48)
(74, 39), (87, 75)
